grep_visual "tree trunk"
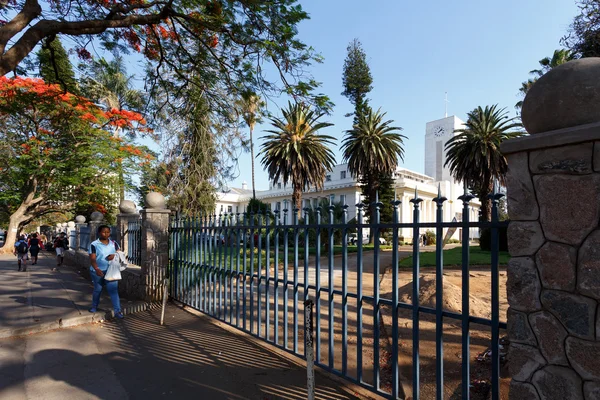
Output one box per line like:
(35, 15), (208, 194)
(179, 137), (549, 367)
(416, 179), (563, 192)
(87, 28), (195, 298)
(0, 208), (27, 254)
(293, 185), (302, 220)
(250, 126), (256, 200)
(368, 180), (377, 244)
(478, 180), (494, 222)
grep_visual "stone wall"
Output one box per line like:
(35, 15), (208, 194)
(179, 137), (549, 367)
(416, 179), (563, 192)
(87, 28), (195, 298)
(63, 249), (146, 300)
(61, 193), (170, 303)
(503, 122), (600, 400)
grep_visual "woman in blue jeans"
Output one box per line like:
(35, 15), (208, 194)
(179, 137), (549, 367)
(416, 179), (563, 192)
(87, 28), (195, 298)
(89, 225), (123, 319)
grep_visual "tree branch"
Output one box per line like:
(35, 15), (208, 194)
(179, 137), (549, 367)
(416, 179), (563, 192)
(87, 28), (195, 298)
(0, 0), (42, 55)
(0, 12), (167, 76)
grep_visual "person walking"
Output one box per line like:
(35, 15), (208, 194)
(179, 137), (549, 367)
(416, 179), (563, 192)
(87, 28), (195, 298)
(28, 233), (41, 265)
(14, 235), (29, 271)
(88, 225), (124, 319)
(53, 232), (69, 268)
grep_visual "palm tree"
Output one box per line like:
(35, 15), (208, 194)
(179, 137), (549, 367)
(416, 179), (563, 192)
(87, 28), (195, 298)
(81, 56), (145, 112)
(444, 105), (522, 221)
(80, 56), (146, 203)
(237, 90), (264, 200)
(341, 107), (406, 222)
(259, 102), (336, 217)
(516, 49), (576, 109)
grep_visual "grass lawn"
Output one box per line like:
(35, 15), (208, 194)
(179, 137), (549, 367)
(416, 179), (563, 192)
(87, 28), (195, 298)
(398, 246), (510, 267)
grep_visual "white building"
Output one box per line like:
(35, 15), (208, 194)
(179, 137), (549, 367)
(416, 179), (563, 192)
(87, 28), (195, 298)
(215, 115), (480, 240)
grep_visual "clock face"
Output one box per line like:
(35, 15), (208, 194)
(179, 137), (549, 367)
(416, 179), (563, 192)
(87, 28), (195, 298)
(434, 126), (446, 137)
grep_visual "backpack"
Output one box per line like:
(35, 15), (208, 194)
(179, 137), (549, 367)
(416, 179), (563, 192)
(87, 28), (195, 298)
(16, 241), (27, 254)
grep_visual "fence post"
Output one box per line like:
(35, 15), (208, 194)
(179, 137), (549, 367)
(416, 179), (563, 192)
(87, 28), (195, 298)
(502, 59), (600, 400)
(304, 299), (315, 400)
(88, 211), (105, 243)
(74, 216), (86, 250)
(140, 192), (171, 302)
(117, 200), (138, 256)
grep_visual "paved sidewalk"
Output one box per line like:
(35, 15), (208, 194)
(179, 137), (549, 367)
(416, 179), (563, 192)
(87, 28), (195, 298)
(0, 304), (375, 399)
(0, 251), (148, 339)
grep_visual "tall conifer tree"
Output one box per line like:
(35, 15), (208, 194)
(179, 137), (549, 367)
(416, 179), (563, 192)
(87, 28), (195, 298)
(37, 37), (79, 94)
(341, 38), (373, 123)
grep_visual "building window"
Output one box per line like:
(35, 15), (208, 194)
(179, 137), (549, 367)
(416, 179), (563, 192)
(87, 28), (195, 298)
(329, 194), (335, 203)
(340, 194), (346, 205)
(236, 206), (239, 213)
(277, 183), (282, 189)
(277, 202), (281, 211)
(304, 199), (311, 209)
(227, 205), (233, 213)
(326, 174), (332, 182)
(340, 171), (346, 179)
(220, 205), (223, 212)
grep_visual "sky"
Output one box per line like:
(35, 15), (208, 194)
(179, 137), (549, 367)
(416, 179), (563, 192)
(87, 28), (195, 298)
(221, 0), (579, 192)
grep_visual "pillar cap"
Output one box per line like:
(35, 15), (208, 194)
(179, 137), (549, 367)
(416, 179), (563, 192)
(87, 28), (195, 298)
(75, 215), (86, 223)
(522, 58), (600, 134)
(90, 211), (104, 222)
(145, 192), (166, 209)
(119, 199), (138, 214)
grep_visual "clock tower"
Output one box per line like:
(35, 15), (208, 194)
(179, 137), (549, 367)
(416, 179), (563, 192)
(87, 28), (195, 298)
(424, 115), (465, 182)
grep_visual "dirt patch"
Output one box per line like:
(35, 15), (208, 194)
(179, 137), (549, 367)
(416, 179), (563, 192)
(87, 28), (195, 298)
(398, 276), (492, 320)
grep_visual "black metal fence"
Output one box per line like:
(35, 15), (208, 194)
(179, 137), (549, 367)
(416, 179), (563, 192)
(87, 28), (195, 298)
(79, 226), (90, 251)
(127, 219), (142, 265)
(169, 190), (508, 400)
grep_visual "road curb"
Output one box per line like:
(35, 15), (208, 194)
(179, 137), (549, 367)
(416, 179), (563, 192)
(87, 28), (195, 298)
(0, 302), (154, 339)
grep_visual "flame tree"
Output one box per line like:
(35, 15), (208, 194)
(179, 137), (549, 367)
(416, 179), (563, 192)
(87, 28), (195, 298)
(0, 76), (148, 251)
(0, 1), (332, 115)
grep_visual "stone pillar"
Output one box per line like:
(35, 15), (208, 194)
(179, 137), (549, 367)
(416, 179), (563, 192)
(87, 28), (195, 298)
(116, 199), (138, 253)
(140, 192), (170, 302)
(88, 211), (105, 243)
(74, 215), (86, 250)
(503, 59), (600, 400)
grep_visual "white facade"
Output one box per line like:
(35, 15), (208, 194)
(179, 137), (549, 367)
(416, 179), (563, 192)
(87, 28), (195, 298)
(215, 116), (480, 240)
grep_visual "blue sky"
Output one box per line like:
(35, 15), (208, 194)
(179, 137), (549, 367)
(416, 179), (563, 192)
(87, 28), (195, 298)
(222, 0), (578, 191)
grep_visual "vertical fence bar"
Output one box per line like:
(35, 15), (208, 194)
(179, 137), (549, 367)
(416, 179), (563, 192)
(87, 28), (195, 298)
(236, 212), (241, 326)
(303, 208), (310, 357)
(305, 299), (316, 400)
(434, 186), (447, 400)
(249, 210), (255, 333)
(293, 207), (299, 353)
(229, 213), (235, 324)
(410, 190), (423, 400)
(341, 203), (349, 376)
(265, 210), (271, 341)
(373, 195), (382, 390)
(327, 203), (335, 369)
(274, 209), (280, 345)
(197, 216), (202, 310)
(459, 189), (475, 400)
(391, 196), (402, 399)
(257, 211), (263, 338)
(490, 187), (502, 400)
(315, 207), (321, 363)
(243, 210), (248, 331)
(212, 214), (218, 316)
(356, 203), (364, 383)
(219, 214), (224, 319)
(203, 214), (209, 313)
(283, 207), (289, 348)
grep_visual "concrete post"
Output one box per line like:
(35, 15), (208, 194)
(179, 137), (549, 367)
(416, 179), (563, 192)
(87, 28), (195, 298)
(502, 59), (600, 400)
(140, 192), (170, 302)
(88, 211), (105, 243)
(116, 200), (138, 252)
(75, 223), (87, 251)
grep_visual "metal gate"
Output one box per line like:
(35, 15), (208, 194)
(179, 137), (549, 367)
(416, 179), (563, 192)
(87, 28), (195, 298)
(169, 190), (508, 400)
